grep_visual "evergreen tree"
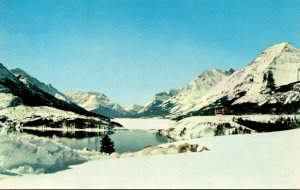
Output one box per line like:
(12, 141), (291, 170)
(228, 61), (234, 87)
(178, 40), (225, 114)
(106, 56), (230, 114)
(100, 135), (115, 154)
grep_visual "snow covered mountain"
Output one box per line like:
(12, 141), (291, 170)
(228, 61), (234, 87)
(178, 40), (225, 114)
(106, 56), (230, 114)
(162, 69), (232, 117)
(10, 68), (71, 102)
(139, 69), (231, 117)
(180, 42), (300, 118)
(0, 63), (121, 129)
(123, 104), (143, 116)
(66, 91), (129, 118)
(138, 89), (180, 117)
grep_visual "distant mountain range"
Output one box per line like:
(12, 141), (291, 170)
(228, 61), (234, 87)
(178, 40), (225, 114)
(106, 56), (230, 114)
(138, 69), (234, 117)
(1, 42), (299, 124)
(123, 104), (143, 115)
(66, 91), (141, 118)
(139, 42), (300, 119)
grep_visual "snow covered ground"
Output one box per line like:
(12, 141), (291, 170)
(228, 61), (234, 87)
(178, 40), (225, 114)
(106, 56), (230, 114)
(1, 118), (299, 188)
(1, 127), (300, 188)
(161, 115), (247, 140)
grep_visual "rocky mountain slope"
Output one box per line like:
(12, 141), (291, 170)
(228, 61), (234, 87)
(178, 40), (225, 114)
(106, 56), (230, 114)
(0, 63), (121, 129)
(10, 68), (71, 102)
(138, 89), (180, 117)
(179, 42), (300, 118)
(162, 69), (232, 117)
(66, 91), (129, 118)
(139, 69), (232, 118)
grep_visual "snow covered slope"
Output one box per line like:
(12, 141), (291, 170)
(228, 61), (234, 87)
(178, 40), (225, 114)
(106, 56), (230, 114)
(122, 104), (143, 116)
(10, 68), (71, 102)
(0, 105), (120, 129)
(66, 91), (128, 118)
(139, 69), (231, 118)
(182, 42), (300, 117)
(163, 69), (231, 117)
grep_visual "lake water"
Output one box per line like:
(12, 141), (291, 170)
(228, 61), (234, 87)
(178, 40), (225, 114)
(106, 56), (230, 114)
(21, 129), (171, 153)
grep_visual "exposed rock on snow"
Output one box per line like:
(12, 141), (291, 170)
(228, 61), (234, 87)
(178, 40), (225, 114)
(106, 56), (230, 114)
(114, 143), (204, 158)
(66, 91), (129, 118)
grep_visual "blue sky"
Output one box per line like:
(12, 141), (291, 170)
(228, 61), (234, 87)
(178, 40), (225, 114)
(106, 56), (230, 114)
(1, 0), (300, 105)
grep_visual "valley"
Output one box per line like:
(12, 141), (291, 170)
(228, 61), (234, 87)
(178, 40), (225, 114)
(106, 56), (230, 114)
(0, 33), (300, 189)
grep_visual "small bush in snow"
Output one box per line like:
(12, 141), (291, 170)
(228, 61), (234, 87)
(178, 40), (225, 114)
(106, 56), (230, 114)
(214, 124), (227, 136)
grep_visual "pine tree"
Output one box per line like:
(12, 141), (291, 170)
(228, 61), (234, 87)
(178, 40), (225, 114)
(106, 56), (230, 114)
(100, 135), (115, 154)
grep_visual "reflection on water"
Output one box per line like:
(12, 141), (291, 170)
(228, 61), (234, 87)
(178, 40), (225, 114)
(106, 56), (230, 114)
(21, 129), (113, 139)
(20, 129), (171, 153)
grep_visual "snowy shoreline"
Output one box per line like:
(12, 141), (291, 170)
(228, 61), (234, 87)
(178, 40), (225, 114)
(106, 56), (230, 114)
(1, 117), (300, 188)
(1, 127), (300, 188)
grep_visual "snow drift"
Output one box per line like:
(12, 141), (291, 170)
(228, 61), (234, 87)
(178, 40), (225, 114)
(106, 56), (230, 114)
(0, 132), (86, 175)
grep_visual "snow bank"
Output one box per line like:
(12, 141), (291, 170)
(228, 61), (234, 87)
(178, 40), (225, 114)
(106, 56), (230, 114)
(113, 118), (175, 130)
(162, 114), (300, 140)
(0, 133), (87, 175)
(161, 115), (251, 140)
(1, 128), (300, 188)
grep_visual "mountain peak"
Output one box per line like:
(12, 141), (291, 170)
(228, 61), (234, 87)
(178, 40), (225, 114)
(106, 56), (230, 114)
(264, 42), (295, 55)
(123, 104), (143, 112)
(197, 68), (226, 79)
(66, 90), (128, 118)
(10, 68), (28, 75)
(224, 68), (235, 75)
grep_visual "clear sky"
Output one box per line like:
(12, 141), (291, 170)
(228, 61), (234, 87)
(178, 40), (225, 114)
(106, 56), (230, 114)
(1, 0), (300, 105)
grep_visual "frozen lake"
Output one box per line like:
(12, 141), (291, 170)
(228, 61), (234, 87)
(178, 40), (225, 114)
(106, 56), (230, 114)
(21, 129), (170, 153)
